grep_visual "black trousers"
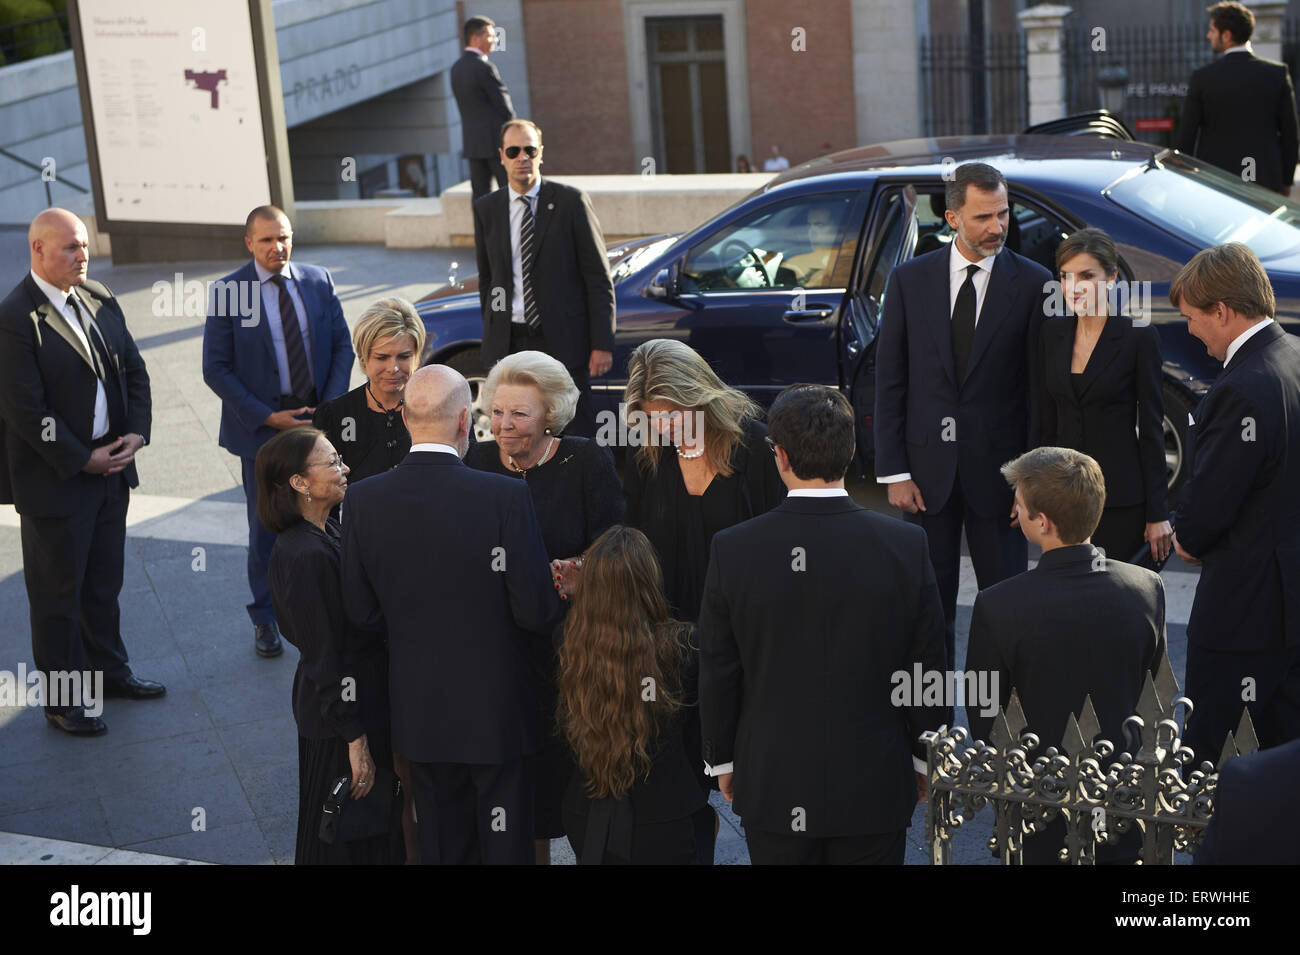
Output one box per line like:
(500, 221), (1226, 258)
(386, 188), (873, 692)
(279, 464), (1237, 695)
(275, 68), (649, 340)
(469, 156), (507, 200)
(407, 756), (535, 864)
(508, 322), (597, 438)
(745, 827), (906, 865)
(1183, 643), (1300, 760)
(19, 470), (132, 713)
(905, 474), (1028, 667)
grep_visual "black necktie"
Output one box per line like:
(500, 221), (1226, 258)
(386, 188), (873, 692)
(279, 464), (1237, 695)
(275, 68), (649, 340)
(269, 274), (315, 401)
(68, 293), (125, 433)
(67, 293), (106, 380)
(518, 195), (541, 330)
(951, 264), (980, 384)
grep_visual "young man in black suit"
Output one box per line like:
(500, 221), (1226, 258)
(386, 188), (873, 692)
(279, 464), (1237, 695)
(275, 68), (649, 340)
(699, 385), (948, 865)
(1170, 242), (1300, 759)
(874, 162), (1052, 666)
(1176, 1), (1299, 196)
(1195, 737), (1300, 864)
(450, 15), (515, 200)
(0, 209), (164, 735)
(341, 364), (562, 864)
(472, 119), (615, 438)
(966, 447), (1166, 864)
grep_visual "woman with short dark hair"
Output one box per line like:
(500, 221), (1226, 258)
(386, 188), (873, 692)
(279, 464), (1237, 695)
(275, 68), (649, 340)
(256, 426), (400, 864)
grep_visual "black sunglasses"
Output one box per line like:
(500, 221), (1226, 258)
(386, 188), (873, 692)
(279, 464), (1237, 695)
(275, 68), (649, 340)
(504, 145), (539, 159)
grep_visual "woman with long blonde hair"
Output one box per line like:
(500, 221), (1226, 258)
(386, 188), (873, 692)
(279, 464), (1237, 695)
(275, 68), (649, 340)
(557, 525), (715, 864)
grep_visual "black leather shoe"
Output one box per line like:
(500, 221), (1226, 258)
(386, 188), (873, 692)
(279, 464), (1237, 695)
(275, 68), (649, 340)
(45, 708), (107, 736)
(255, 623), (283, 658)
(103, 673), (166, 699)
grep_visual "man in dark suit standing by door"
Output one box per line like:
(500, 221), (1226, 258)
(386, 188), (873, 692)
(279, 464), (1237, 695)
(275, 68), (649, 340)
(342, 365), (561, 864)
(966, 447), (1166, 864)
(699, 385), (948, 865)
(451, 15), (515, 200)
(1170, 242), (1300, 758)
(472, 119), (615, 438)
(1177, 1), (1299, 195)
(202, 206), (353, 658)
(874, 162), (1052, 666)
(0, 208), (164, 735)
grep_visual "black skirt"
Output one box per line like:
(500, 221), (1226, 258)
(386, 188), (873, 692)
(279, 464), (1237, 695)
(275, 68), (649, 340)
(295, 735), (402, 865)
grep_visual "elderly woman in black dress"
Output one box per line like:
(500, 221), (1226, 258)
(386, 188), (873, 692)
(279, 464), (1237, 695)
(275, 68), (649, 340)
(464, 349), (625, 864)
(313, 297), (425, 484)
(618, 338), (784, 622)
(256, 427), (399, 864)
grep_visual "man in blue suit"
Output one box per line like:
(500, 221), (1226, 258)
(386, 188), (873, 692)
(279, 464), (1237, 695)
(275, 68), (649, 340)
(202, 206), (353, 657)
(1195, 738), (1300, 864)
(874, 163), (1051, 666)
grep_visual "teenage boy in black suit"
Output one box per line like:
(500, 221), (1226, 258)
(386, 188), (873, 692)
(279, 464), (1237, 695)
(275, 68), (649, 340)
(341, 364), (562, 864)
(874, 162), (1052, 666)
(699, 385), (948, 865)
(472, 119), (615, 437)
(966, 447), (1166, 864)
(1171, 242), (1300, 758)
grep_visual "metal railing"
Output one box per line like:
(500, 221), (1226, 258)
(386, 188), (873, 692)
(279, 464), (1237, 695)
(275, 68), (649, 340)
(0, 146), (89, 207)
(0, 12), (69, 66)
(919, 32), (1027, 136)
(923, 652), (1257, 865)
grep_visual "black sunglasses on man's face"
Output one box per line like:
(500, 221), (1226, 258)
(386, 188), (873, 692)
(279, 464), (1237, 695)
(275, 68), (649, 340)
(504, 145), (539, 159)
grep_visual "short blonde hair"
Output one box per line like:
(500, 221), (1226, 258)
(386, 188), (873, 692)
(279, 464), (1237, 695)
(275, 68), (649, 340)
(482, 350), (580, 435)
(353, 297), (426, 371)
(624, 339), (760, 477)
(1001, 447), (1106, 545)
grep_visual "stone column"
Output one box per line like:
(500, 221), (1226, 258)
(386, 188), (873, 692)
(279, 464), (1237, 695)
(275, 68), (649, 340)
(1246, 1), (1286, 64)
(851, 0), (922, 143)
(1018, 4), (1072, 127)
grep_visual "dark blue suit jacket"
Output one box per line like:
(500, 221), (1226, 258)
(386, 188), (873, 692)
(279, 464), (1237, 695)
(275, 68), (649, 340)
(874, 246), (1051, 517)
(1196, 738), (1300, 864)
(340, 450), (562, 764)
(1176, 322), (1300, 654)
(201, 259), (352, 459)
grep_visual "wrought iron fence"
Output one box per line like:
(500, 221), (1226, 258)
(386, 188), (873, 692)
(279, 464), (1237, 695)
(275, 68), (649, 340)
(919, 32), (1026, 137)
(0, 12), (69, 66)
(923, 652), (1257, 865)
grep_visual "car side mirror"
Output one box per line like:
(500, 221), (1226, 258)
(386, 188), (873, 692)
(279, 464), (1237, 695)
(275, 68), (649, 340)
(647, 267), (677, 301)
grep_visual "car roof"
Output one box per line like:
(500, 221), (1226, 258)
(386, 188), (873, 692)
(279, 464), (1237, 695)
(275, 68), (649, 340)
(761, 134), (1161, 193)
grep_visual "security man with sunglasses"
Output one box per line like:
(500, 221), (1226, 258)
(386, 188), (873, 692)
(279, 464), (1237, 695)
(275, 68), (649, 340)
(472, 119), (615, 438)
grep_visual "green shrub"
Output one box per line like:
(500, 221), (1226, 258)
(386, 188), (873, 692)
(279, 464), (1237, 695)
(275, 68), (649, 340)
(0, 0), (67, 63)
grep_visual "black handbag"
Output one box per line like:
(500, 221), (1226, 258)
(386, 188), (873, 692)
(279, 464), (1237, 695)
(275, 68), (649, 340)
(1128, 540), (1171, 574)
(319, 768), (401, 845)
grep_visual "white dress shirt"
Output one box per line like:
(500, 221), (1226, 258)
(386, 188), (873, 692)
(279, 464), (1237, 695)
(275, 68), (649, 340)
(877, 243), (996, 485)
(254, 260), (313, 397)
(508, 178), (542, 324)
(31, 270), (109, 439)
(1224, 42), (1253, 55)
(409, 442), (461, 456)
(1224, 318), (1274, 368)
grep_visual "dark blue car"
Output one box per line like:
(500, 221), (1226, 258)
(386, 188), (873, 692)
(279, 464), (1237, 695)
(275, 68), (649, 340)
(417, 132), (1300, 493)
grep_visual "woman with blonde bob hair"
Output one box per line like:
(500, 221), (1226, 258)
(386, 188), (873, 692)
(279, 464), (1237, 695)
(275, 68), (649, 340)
(618, 339), (783, 623)
(464, 349), (624, 863)
(557, 525), (715, 864)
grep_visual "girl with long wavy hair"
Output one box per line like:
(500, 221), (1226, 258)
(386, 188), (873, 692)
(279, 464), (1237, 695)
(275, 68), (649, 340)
(557, 525), (716, 864)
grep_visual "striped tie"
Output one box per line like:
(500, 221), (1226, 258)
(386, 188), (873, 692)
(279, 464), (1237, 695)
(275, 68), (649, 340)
(519, 195), (541, 330)
(270, 274), (315, 400)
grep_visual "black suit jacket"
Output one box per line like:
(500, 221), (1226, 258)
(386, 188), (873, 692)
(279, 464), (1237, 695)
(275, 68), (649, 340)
(1040, 315), (1167, 520)
(1177, 52), (1300, 192)
(874, 246), (1052, 517)
(340, 450), (562, 764)
(0, 274), (151, 516)
(450, 50), (515, 159)
(473, 177), (616, 369)
(965, 544), (1166, 751)
(1195, 738), (1300, 865)
(1176, 322), (1300, 653)
(698, 495), (949, 837)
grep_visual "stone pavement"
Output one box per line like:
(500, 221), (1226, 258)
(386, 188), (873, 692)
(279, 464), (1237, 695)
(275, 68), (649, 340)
(0, 237), (1199, 865)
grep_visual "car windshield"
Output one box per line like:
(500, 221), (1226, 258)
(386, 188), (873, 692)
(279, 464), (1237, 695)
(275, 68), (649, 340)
(611, 236), (677, 280)
(1105, 154), (1300, 261)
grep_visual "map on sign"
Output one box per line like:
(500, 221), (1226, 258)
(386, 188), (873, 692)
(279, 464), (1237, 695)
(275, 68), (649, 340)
(184, 69), (228, 109)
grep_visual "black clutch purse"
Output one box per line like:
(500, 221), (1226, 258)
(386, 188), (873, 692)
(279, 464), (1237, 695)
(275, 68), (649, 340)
(1128, 541), (1171, 574)
(319, 768), (401, 845)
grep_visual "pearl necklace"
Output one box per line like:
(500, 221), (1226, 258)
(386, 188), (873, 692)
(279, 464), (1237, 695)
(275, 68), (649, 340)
(676, 445), (705, 459)
(508, 436), (558, 476)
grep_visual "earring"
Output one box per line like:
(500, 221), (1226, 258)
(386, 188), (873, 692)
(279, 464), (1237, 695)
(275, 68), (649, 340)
(544, 428), (552, 435)
(306, 490), (311, 503)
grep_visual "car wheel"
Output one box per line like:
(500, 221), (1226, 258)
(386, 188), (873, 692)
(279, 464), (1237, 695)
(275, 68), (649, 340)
(1162, 382), (1195, 500)
(441, 348), (493, 444)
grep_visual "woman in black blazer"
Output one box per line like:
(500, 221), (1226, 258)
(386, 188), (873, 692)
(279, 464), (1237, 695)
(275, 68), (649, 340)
(1040, 228), (1173, 563)
(557, 526), (715, 865)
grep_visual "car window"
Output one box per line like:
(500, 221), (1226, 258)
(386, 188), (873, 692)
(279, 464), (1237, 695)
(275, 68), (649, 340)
(1107, 154), (1300, 261)
(681, 193), (856, 292)
(861, 189), (911, 311)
